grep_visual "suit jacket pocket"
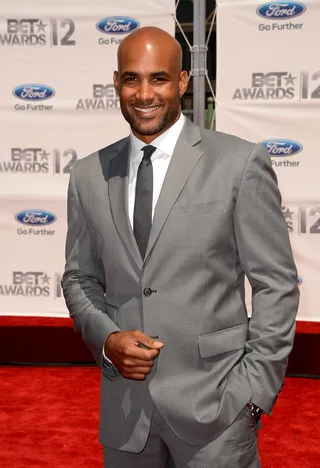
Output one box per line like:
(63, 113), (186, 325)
(198, 324), (248, 358)
(172, 200), (225, 217)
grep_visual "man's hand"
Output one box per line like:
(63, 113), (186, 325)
(104, 330), (164, 380)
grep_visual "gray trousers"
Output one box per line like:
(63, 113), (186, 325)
(103, 405), (260, 468)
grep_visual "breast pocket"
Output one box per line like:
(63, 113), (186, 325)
(172, 200), (225, 217)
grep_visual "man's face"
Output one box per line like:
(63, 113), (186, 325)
(114, 42), (188, 142)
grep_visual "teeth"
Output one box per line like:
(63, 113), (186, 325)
(134, 106), (159, 113)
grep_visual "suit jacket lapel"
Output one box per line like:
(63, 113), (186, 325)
(144, 118), (203, 262)
(107, 139), (143, 269)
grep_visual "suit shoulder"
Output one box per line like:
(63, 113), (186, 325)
(200, 128), (256, 155)
(74, 137), (128, 175)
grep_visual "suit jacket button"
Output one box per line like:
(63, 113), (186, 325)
(143, 288), (152, 297)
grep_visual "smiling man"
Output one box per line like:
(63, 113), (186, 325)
(62, 27), (299, 467)
(114, 28), (187, 142)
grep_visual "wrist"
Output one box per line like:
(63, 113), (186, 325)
(247, 402), (264, 419)
(105, 331), (119, 354)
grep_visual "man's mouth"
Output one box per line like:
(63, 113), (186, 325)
(133, 105), (161, 115)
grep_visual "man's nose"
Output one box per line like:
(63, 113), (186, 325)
(136, 80), (154, 103)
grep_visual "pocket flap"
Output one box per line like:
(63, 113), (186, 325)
(198, 324), (248, 358)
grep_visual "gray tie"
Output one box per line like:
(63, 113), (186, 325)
(133, 145), (156, 258)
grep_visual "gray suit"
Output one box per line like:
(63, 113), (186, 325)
(62, 118), (299, 454)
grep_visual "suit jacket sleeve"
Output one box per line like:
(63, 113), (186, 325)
(61, 164), (120, 368)
(234, 143), (299, 414)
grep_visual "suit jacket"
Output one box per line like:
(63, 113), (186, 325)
(62, 117), (299, 452)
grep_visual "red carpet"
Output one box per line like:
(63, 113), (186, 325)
(0, 368), (319, 467)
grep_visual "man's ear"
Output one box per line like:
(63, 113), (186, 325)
(113, 71), (119, 96)
(178, 70), (189, 97)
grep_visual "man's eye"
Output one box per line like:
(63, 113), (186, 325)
(125, 77), (137, 82)
(152, 77), (166, 82)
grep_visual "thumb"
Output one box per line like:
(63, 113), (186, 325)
(149, 338), (164, 349)
(134, 330), (164, 349)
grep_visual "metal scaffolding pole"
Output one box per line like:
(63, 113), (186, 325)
(192, 0), (206, 127)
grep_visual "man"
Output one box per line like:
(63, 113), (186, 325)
(62, 27), (299, 467)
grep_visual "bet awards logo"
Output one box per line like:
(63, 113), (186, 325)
(96, 16), (140, 45)
(282, 205), (320, 235)
(257, 2), (306, 31)
(233, 72), (296, 100)
(15, 209), (56, 236)
(0, 18), (76, 47)
(0, 272), (51, 297)
(0, 272), (63, 298)
(262, 139), (302, 168)
(0, 148), (77, 174)
(233, 70), (320, 101)
(75, 84), (120, 111)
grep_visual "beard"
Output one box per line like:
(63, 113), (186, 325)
(121, 95), (181, 136)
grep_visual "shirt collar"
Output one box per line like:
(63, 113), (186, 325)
(129, 113), (185, 163)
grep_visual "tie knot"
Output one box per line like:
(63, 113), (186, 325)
(142, 145), (156, 160)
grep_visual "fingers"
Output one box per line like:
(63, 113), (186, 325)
(121, 358), (154, 368)
(104, 329), (164, 381)
(119, 362), (153, 381)
(129, 346), (160, 361)
(122, 372), (151, 381)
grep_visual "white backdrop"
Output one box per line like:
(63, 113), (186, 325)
(216, 0), (320, 321)
(0, 0), (175, 317)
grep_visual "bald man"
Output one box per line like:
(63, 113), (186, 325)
(62, 27), (299, 467)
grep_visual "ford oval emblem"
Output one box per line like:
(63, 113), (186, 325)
(13, 84), (55, 101)
(257, 2), (306, 20)
(15, 210), (57, 226)
(262, 139), (303, 157)
(96, 16), (140, 35)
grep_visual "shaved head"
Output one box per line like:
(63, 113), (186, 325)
(117, 27), (183, 74)
(113, 26), (188, 143)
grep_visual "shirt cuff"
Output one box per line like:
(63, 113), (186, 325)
(102, 343), (117, 370)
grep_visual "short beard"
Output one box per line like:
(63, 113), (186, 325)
(122, 96), (181, 137)
(129, 115), (166, 136)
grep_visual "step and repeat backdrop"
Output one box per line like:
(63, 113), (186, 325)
(1, 0), (318, 321)
(0, 0), (175, 317)
(216, 1), (320, 320)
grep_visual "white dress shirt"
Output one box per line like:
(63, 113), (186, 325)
(103, 113), (185, 364)
(128, 112), (185, 228)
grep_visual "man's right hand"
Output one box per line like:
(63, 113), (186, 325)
(104, 330), (164, 380)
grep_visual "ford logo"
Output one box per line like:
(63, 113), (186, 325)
(15, 210), (57, 226)
(13, 84), (55, 101)
(257, 2), (306, 19)
(96, 16), (140, 35)
(262, 139), (303, 157)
